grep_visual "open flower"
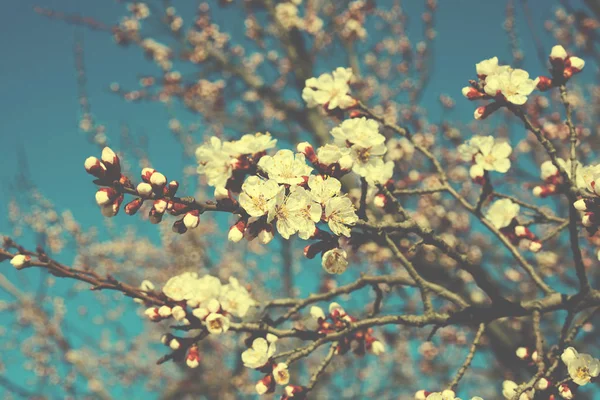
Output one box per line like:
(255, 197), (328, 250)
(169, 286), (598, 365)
(239, 177), (281, 217)
(486, 199), (519, 229)
(241, 337), (276, 369)
(272, 363), (290, 385)
(476, 56), (510, 78)
(324, 196), (359, 237)
(302, 67), (355, 110)
(205, 313), (230, 334)
(561, 347), (600, 386)
(458, 135), (512, 173)
(308, 175), (341, 204)
(258, 150), (313, 186)
(484, 68), (539, 105)
(268, 186), (320, 239)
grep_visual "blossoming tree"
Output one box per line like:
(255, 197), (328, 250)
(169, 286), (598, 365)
(3, 1), (600, 399)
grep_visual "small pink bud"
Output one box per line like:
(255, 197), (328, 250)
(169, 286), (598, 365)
(183, 211), (200, 229)
(515, 347), (529, 360)
(462, 86), (484, 100)
(164, 180), (179, 197)
(95, 188), (118, 206)
(153, 199), (168, 214)
(536, 76), (553, 91)
(228, 221), (246, 242)
(374, 193), (387, 208)
(141, 168), (155, 182)
(536, 377), (550, 391)
(101, 147), (121, 175)
(150, 172), (167, 187)
(559, 384), (573, 399)
(84, 156), (107, 179)
(566, 56), (585, 72)
(136, 182), (153, 197)
(125, 198), (144, 215)
(574, 198), (588, 211)
(550, 45), (568, 62)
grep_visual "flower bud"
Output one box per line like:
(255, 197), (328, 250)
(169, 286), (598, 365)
(297, 142), (317, 163)
(371, 340), (385, 355)
(172, 306), (186, 321)
(10, 254), (31, 269)
(462, 86), (484, 100)
(228, 221), (246, 242)
(153, 199), (168, 214)
(566, 56), (585, 72)
(136, 182), (153, 198)
(144, 307), (160, 321)
(258, 228), (274, 245)
(559, 384), (573, 399)
(101, 147), (121, 175)
(186, 345), (200, 368)
(95, 188), (118, 206)
(536, 377), (550, 391)
(150, 172), (167, 187)
(374, 193), (387, 208)
(310, 306), (326, 321)
(414, 390), (428, 400)
(516, 347), (529, 360)
(536, 76), (553, 91)
(158, 305), (172, 317)
(125, 198), (144, 215)
(84, 157), (107, 179)
(141, 168), (155, 182)
(214, 187), (229, 201)
(574, 198), (588, 211)
(321, 248), (349, 274)
(550, 45), (568, 62)
(183, 211), (200, 229)
(164, 180), (179, 197)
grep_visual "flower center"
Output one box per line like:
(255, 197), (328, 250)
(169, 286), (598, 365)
(577, 366), (590, 380)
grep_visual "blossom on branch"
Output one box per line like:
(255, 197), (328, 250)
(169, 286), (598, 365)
(302, 67), (355, 110)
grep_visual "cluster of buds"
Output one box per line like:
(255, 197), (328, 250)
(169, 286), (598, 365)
(143, 303), (187, 323)
(85, 147), (209, 235)
(191, 299), (231, 335)
(85, 148), (129, 217)
(227, 218), (274, 245)
(501, 223), (542, 253)
(537, 45), (585, 91)
(296, 142), (353, 179)
(310, 303), (385, 356)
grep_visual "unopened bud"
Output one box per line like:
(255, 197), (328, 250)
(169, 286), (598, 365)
(183, 211), (200, 229)
(84, 157), (107, 179)
(136, 182), (153, 197)
(228, 221), (246, 242)
(125, 198), (144, 215)
(10, 254), (31, 269)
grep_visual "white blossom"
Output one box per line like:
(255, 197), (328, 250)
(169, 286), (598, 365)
(308, 175), (341, 204)
(196, 137), (235, 188)
(302, 67), (355, 110)
(267, 186), (321, 239)
(476, 56), (510, 77)
(239, 176), (281, 217)
(241, 337), (276, 369)
(258, 150), (313, 186)
(220, 277), (257, 318)
(486, 199), (519, 230)
(316, 144), (353, 169)
(205, 312), (230, 334)
(324, 196), (359, 237)
(561, 347), (600, 386)
(484, 68), (539, 105)
(458, 135), (512, 173)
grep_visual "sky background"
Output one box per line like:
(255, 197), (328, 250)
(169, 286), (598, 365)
(0, 0), (595, 398)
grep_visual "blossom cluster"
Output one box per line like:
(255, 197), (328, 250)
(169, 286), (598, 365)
(140, 272), (256, 367)
(463, 46), (585, 120)
(241, 335), (291, 395)
(84, 147), (206, 234)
